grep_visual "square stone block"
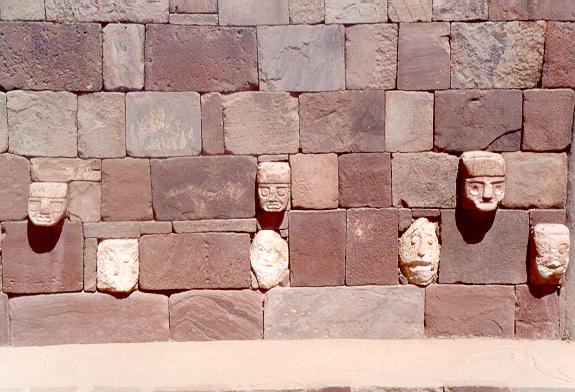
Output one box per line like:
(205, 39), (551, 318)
(542, 22), (575, 88)
(385, 91), (433, 152)
(388, 0), (431, 22)
(290, 154), (338, 210)
(68, 182), (101, 223)
(325, 0), (387, 23)
(432, 0), (488, 21)
(0, 154), (30, 221)
(338, 153), (391, 208)
(516, 285), (560, 339)
(103, 24), (145, 91)
(219, 0), (288, 25)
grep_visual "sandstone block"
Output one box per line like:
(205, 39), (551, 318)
(388, 0), (431, 21)
(0, 93), (6, 153)
(145, 25), (257, 92)
(7, 91), (77, 158)
(542, 23), (575, 88)
(103, 24), (145, 91)
(288, 0), (324, 23)
(502, 152), (568, 209)
(397, 22), (450, 90)
(290, 154), (338, 210)
(223, 92), (299, 154)
(126, 92), (201, 157)
(168, 13), (218, 24)
(151, 156), (256, 220)
(289, 210), (346, 287)
(392, 153), (459, 208)
(138, 221), (173, 235)
(219, 0), (288, 25)
(489, 0), (575, 21)
(258, 25), (345, 92)
(265, 286), (424, 339)
(201, 93), (224, 155)
(83, 222), (140, 239)
(432, 0), (488, 20)
(84, 238), (98, 292)
(516, 285), (560, 339)
(0, 294), (8, 346)
(325, 0), (387, 23)
(97, 239), (139, 293)
(251, 231), (289, 289)
(338, 153), (391, 208)
(10, 292), (169, 346)
(173, 219), (257, 233)
(434, 90), (522, 152)
(45, 0), (169, 22)
(68, 182), (101, 223)
(385, 91), (433, 152)
(0, 22), (102, 91)
(345, 24), (397, 90)
(30, 158), (101, 182)
(102, 158), (153, 221)
(0, 0), (45, 20)
(2, 222), (83, 294)
(451, 22), (545, 89)
(426, 285), (515, 337)
(170, 0), (217, 13)
(300, 91), (385, 153)
(0, 154), (30, 221)
(530, 209), (566, 226)
(139, 233), (251, 290)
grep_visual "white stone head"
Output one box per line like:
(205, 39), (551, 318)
(28, 182), (69, 227)
(460, 151), (505, 212)
(250, 230), (288, 289)
(257, 162), (290, 212)
(399, 218), (440, 286)
(531, 224), (570, 285)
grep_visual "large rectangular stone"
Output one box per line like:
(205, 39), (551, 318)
(10, 292), (169, 346)
(30, 158), (101, 182)
(0, 154), (30, 221)
(325, 0), (387, 23)
(83, 222), (140, 239)
(542, 22), (575, 88)
(45, 0), (169, 22)
(170, 0), (217, 13)
(265, 286), (424, 339)
(103, 24), (145, 91)
(0, 0), (45, 20)
(0, 294), (8, 346)
(516, 285), (560, 339)
(489, 0), (575, 21)
(0, 93), (6, 153)
(432, 0), (488, 20)
(173, 219), (257, 233)
(219, 0), (288, 25)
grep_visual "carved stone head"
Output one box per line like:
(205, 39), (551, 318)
(257, 162), (290, 212)
(399, 218), (440, 286)
(250, 230), (289, 289)
(460, 151), (506, 212)
(28, 182), (69, 227)
(531, 224), (570, 285)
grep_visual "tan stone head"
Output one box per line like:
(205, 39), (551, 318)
(460, 151), (505, 212)
(531, 224), (570, 285)
(399, 218), (440, 286)
(257, 162), (290, 212)
(28, 182), (69, 227)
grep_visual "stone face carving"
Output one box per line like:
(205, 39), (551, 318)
(460, 151), (506, 212)
(28, 182), (69, 227)
(399, 218), (440, 286)
(257, 162), (290, 212)
(250, 230), (288, 289)
(531, 224), (570, 285)
(97, 239), (139, 293)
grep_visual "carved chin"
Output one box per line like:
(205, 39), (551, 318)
(536, 264), (566, 284)
(260, 202), (287, 212)
(29, 213), (63, 227)
(472, 200), (499, 212)
(402, 264), (438, 286)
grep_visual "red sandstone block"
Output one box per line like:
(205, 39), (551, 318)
(529, 209), (566, 226)
(290, 154), (339, 210)
(543, 23), (575, 88)
(201, 93), (225, 155)
(0, 154), (30, 221)
(0, 294), (8, 346)
(338, 153), (391, 208)
(489, 0), (575, 21)
(515, 285), (559, 339)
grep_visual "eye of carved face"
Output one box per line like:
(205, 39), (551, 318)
(463, 177), (505, 212)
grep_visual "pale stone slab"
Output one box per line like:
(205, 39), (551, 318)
(103, 24), (145, 91)
(170, 0), (217, 13)
(219, 0), (288, 25)
(290, 154), (339, 210)
(325, 0), (387, 23)
(0, 93), (6, 153)
(289, 0), (324, 23)
(138, 221), (173, 234)
(169, 13), (218, 24)
(83, 238), (97, 292)
(97, 239), (139, 293)
(0, 0), (45, 20)
(83, 222), (140, 239)
(251, 231), (289, 289)
(45, 0), (169, 23)
(173, 219), (257, 233)
(385, 91), (433, 152)
(388, 0), (431, 22)
(432, 0), (488, 21)
(68, 181), (101, 223)
(31, 158), (101, 182)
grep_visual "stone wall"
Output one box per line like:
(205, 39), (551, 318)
(0, 0), (573, 346)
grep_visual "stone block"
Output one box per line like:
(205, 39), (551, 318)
(516, 285), (560, 339)
(201, 93), (224, 155)
(151, 156), (256, 220)
(138, 221), (173, 235)
(7, 91), (77, 158)
(0, 93), (6, 153)
(325, 0), (387, 23)
(170, 0), (217, 13)
(265, 286), (424, 339)
(103, 24), (145, 91)
(78, 93), (126, 159)
(2, 222), (84, 294)
(439, 210), (529, 284)
(173, 219), (257, 233)
(489, 0), (575, 21)
(0, 294), (8, 346)
(338, 153), (391, 208)
(529, 209), (566, 226)
(68, 182), (101, 223)
(392, 153), (458, 208)
(288, 0), (324, 23)
(0, 22), (102, 91)
(169, 13), (218, 24)
(97, 239), (139, 293)
(398, 208), (414, 232)
(83, 222), (140, 239)
(397, 22), (450, 90)
(0, 0), (45, 20)
(345, 24), (397, 90)
(385, 91), (433, 152)
(432, 0), (488, 20)
(451, 22), (545, 89)
(30, 158), (101, 182)
(290, 154), (338, 210)
(502, 152), (568, 209)
(126, 92), (201, 157)
(170, 290), (263, 341)
(102, 158), (153, 221)
(388, 0), (431, 21)
(289, 210), (346, 287)
(258, 25), (345, 92)
(523, 89), (574, 151)
(0, 154), (30, 221)
(223, 92), (299, 154)
(426, 285), (515, 337)
(45, 0), (169, 22)
(139, 233), (251, 290)
(10, 292), (169, 346)
(145, 25), (257, 92)
(434, 90), (522, 152)
(542, 22), (575, 88)
(300, 91), (385, 153)
(83, 238), (98, 292)
(219, 0), (288, 25)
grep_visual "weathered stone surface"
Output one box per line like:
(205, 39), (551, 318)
(0, 93), (6, 153)
(168, 13), (218, 24)
(542, 22), (575, 88)
(2, 222), (83, 294)
(289, 210), (346, 287)
(290, 154), (338, 210)
(530, 224), (570, 286)
(502, 152), (568, 209)
(434, 90), (522, 152)
(138, 221), (173, 234)
(173, 219), (257, 233)
(0, 0), (45, 20)
(83, 238), (98, 292)
(397, 22), (450, 90)
(392, 153), (459, 208)
(170, 290), (263, 341)
(257, 162), (291, 213)
(7, 91), (77, 158)
(223, 93), (299, 154)
(338, 153), (391, 208)
(516, 285), (560, 339)
(432, 0), (488, 20)
(139, 233), (251, 290)
(0, 294), (8, 346)
(485, 131), (522, 152)
(251, 231), (289, 289)
(145, 25), (257, 92)
(288, 0), (324, 23)
(126, 92), (201, 157)
(27, 182), (69, 228)
(459, 151), (506, 212)
(78, 93), (126, 159)
(0, 22), (102, 91)
(300, 91), (385, 153)
(265, 286), (424, 339)
(97, 239), (139, 293)
(439, 210), (528, 284)
(10, 292), (169, 346)
(83, 222), (140, 239)
(451, 22), (545, 89)
(102, 158), (153, 221)
(219, 0), (288, 25)
(258, 25), (345, 92)
(68, 182), (101, 223)
(388, 0), (431, 21)
(201, 93), (224, 155)
(489, 0), (575, 21)
(385, 91), (433, 152)
(399, 218), (440, 286)
(31, 158), (101, 182)
(103, 24), (145, 91)
(0, 154), (30, 221)
(151, 156), (256, 220)
(426, 285), (515, 337)
(170, 0), (217, 13)
(45, 0), (169, 22)
(530, 209), (566, 226)
(325, 0), (387, 23)
(523, 89), (574, 151)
